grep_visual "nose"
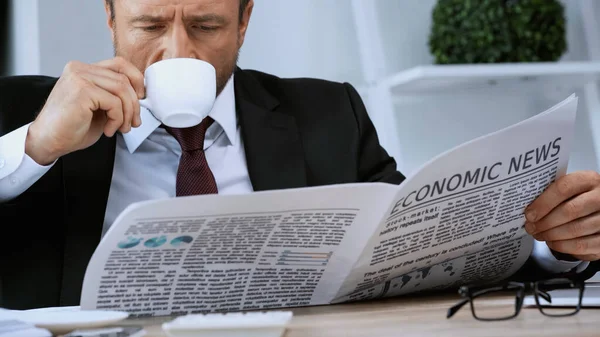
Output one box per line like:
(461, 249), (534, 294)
(163, 22), (198, 60)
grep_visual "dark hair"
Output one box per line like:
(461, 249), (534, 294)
(105, 0), (250, 23)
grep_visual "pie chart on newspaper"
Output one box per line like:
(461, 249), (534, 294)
(144, 236), (167, 248)
(117, 237), (143, 249)
(171, 235), (193, 247)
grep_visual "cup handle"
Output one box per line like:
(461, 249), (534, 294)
(139, 98), (152, 112)
(137, 98), (161, 127)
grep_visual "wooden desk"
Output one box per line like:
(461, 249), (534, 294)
(116, 293), (599, 337)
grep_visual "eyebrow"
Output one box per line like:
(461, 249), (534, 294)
(128, 13), (227, 25)
(129, 15), (169, 24)
(184, 14), (227, 25)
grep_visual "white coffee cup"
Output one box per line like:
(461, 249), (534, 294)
(139, 58), (216, 128)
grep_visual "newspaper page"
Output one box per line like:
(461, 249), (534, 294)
(333, 94), (578, 302)
(80, 183), (399, 317)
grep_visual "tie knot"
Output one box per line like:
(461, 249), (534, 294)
(164, 117), (215, 151)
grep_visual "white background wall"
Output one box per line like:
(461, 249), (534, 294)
(7, 0), (40, 75)
(38, 0), (114, 74)
(240, 0), (364, 85)
(7, 0), (599, 175)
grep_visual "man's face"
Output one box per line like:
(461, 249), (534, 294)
(106, 0), (253, 95)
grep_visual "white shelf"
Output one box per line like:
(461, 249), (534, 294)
(381, 62), (600, 95)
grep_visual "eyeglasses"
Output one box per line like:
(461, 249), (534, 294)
(447, 278), (585, 321)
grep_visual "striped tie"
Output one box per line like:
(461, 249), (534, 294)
(163, 117), (218, 196)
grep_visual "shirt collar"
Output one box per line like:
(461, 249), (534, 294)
(121, 74), (237, 153)
(208, 75), (237, 147)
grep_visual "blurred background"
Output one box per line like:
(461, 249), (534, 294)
(2, 0), (600, 178)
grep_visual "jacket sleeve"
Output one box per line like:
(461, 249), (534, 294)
(0, 76), (67, 310)
(343, 83), (406, 185)
(510, 256), (599, 282)
(0, 76), (58, 135)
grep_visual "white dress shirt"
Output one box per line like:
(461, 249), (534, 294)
(0, 75), (587, 274)
(104, 75), (254, 233)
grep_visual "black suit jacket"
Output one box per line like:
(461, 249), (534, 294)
(1, 69), (597, 310)
(0, 68), (405, 309)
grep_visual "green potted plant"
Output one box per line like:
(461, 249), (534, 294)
(428, 0), (567, 64)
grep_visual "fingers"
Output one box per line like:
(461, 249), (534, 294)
(86, 84), (124, 137)
(534, 212), (600, 241)
(527, 190), (600, 235)
(95, 57), (145, 98)
(79, 72), (137, 132)
(84, 65), (141, 126)
(546, 234), (600, 257)
(571, 253), (600, 261)
(94, 57), (144, 127)
(71, 58), (144, 134)
(525, 171), (600, 223)
(525, 172), (600, 262)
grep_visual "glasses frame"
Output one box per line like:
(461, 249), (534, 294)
(447, 278), (586, 321)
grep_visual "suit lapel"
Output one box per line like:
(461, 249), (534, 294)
(60, 135), (116, 305)
(234, 68), (307, 191)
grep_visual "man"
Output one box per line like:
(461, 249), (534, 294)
(0, 0), (598, 309)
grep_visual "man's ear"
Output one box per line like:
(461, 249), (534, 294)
(238, 0), (254, 47)
(105, 1), (115, 40)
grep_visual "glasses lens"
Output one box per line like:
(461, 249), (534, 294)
(472, 287), (521, 320)
(536, 279), (581, 316)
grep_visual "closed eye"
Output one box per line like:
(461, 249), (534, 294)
(142, 25), (165, 32)
(193, 25), (218, 32)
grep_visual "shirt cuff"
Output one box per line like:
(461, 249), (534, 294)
(531, 240), (590, 274)
(0, 124), (55, 202)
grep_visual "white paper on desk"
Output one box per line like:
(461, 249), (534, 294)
(332, 94), (577, 302)
(80, 94), (578, 316)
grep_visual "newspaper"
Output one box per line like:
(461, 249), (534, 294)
(80, 94), (578, 316)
